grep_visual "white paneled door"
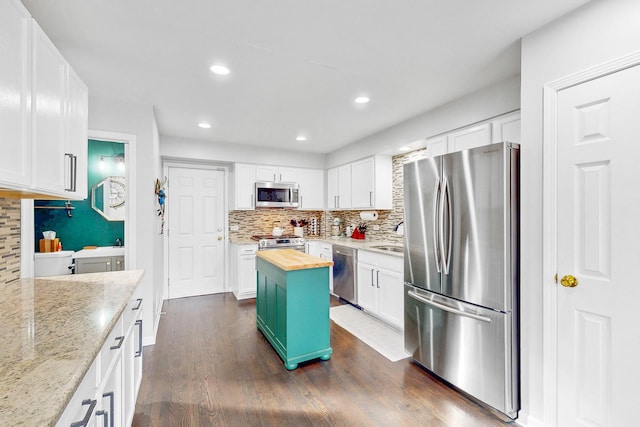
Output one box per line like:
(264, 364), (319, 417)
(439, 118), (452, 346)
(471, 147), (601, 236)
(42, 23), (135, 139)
(168, 167), (225, 299)
(556, 65), (640, 426)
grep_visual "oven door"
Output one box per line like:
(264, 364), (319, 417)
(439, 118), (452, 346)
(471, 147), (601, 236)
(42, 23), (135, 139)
(255, 181), (299, 208)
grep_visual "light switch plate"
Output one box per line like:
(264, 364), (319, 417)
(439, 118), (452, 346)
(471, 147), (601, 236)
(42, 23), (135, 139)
(373, 225), (380, 231)
(230, 225), (239, 231)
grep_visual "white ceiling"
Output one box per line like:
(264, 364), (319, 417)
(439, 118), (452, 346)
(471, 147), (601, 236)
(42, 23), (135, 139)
(22, 0), (590, 154)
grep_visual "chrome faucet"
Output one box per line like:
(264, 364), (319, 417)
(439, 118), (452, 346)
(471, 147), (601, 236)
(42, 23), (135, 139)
(115, 238), (123, 247)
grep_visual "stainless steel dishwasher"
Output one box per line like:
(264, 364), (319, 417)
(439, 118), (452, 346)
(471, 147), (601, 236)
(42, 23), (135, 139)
(332, 245), (357, 305)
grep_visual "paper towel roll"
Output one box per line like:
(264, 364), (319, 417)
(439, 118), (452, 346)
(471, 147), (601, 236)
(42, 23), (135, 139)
(359, 211), (378, 221)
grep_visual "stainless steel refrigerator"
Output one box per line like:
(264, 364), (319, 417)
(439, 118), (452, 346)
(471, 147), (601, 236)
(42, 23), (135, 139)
(403, 142), (519, 419)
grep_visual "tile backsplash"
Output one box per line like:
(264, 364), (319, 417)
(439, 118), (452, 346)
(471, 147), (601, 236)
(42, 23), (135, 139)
(0, 198), (21, 283)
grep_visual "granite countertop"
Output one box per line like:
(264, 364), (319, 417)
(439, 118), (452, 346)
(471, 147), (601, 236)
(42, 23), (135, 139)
(229, 236), (404, 257)
(0, 270), (144, 426)
(256, 249), (334, 271)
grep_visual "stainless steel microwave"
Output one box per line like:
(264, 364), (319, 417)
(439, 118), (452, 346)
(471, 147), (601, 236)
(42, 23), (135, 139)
(255, 181), (299, 208)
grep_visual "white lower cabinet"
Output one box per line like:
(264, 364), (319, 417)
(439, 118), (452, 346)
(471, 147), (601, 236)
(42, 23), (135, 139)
(230, 243), (258, 300)
(56, 297), (143, 427)
(356, 250), (403, 330)
(306, 241), (333, 291)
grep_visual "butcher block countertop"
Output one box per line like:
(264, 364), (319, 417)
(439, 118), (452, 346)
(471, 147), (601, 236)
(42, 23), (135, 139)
(0, 270), (144, 426)
(256, 249), (333, 271)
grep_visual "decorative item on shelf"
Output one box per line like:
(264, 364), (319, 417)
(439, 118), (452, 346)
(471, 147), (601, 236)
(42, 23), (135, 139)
(290, 219), (308, 237)
(351, 222), (367, 240)
(155, 177), (167, 234)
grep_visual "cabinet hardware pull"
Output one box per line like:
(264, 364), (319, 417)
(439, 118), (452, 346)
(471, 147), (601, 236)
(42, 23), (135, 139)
(103, 391), (115, 427)
(135, 319), (143, 357)
(96, 409), (109, 427)
(376, 270), (380, 288)
(370, 191), (373, 207)
(132, 298), (142, 310)
(64, 153), (77, 192)
(110, 336), (124, 350)
(370, 269), (375, 286)
(70, 399), (97, 427)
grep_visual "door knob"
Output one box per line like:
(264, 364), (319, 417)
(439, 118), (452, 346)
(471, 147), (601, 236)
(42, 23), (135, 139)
(218, 236), (223, 241)
(560, 274), (578, 288)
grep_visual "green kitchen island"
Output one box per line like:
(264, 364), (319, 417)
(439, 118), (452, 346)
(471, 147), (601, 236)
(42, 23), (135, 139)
(256, 249), (334, 370)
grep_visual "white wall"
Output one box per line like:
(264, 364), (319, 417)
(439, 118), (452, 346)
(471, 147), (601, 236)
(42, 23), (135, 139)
(161, 136), (326, 169)
(520, 0), (640, 425)
(89, 95), (163, 346)
(326, 75), (521, 167)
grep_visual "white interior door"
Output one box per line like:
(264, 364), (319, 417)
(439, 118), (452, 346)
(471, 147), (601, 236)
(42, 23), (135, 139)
(556, 64), (640, 426)
(168, 167), (225, 299)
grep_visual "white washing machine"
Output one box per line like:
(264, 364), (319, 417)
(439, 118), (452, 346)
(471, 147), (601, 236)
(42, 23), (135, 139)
(34, 251), (75, 277)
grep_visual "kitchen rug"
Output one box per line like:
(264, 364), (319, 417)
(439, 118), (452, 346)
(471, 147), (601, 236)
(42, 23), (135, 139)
(330, 305), (410, 362)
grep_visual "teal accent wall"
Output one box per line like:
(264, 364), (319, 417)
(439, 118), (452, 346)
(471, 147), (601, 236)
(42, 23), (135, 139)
(35, 140), (125, 252)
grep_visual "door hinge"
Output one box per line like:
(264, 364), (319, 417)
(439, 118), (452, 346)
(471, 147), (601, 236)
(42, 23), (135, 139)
(554, 273), (558, 284)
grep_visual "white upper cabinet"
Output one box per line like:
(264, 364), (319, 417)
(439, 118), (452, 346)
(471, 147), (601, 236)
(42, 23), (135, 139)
(328, 155), (391, 210)
(298, 168), (324, 210)
(351, 155), (392, 210)
(0, 0), (32, 189)
(447, 123), (491, 152)
(65, 66), (88, 199)
(0, 8), (88, 199)
(31, 20), (67, 196)
(233, 163), (256, 210)
(327, 164), (352, 210)
(425, 111), (521, 158)
(491, 111), (521, 144)
(255, 165), (298, 182)
(233, 163), (324, 211)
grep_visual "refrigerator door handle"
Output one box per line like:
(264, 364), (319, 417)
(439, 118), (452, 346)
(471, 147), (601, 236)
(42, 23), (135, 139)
(433, 179), (442, 273)
(442, 178), (452, 274)
(407, 290), (492, 323)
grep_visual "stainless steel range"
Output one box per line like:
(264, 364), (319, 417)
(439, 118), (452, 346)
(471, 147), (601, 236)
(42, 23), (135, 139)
(251, 234), (306, 252)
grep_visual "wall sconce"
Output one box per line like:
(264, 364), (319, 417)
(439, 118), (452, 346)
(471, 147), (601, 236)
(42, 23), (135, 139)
(100, 154), (125, 172)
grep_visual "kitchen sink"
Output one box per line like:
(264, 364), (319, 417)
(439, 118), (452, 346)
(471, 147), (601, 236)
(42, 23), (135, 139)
(370, 245), (404, 253)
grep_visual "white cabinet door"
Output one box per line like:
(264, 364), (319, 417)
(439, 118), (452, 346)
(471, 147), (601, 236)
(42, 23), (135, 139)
(65, 66), (88, 200)
(298, 168), (324, 210)
(327, 167), (339, 209)
(306, 241), (320, 257)
(448, 123), (491, 153)
(0, 0), (32, 189)
(351, 157), (374, 208)
(31, 21), (67, 196)
(255, 165), (278, 182)
(491, 111), (521, 144)
(278, 167), (298, 183)
(357, 261), (377, 313)
(425, 135), (448, 158)
(234, 163), (256, 210)
(237, 246), (257, 300)
(337, 164), (351, 209)
(377, 266), (404, 329)
(357, 251), (403, 329)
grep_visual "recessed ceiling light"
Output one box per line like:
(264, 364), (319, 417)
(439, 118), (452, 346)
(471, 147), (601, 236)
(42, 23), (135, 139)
(354, 96), (370, 104)
(296, 136), (307, 142)
(198, 122), (212, 129)
(210, 65), (230, 76)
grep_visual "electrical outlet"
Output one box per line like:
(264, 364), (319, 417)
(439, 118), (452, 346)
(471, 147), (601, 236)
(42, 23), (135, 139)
(230, 225), (239, 231)
(373, 225), (380, 231)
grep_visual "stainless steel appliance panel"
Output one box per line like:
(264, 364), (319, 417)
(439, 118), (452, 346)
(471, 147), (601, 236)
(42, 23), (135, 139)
(440, 143), (518, 311)
(404, 285), (518, 418)
(332, 245), (357, 304)
(403, 157), (442, 294)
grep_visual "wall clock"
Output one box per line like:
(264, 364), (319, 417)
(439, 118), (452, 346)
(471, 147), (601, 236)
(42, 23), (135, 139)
(109, 178), (126, 208)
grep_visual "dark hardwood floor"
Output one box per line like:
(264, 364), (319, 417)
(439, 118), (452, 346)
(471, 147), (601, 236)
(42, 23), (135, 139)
(132, 293), (508, 427)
